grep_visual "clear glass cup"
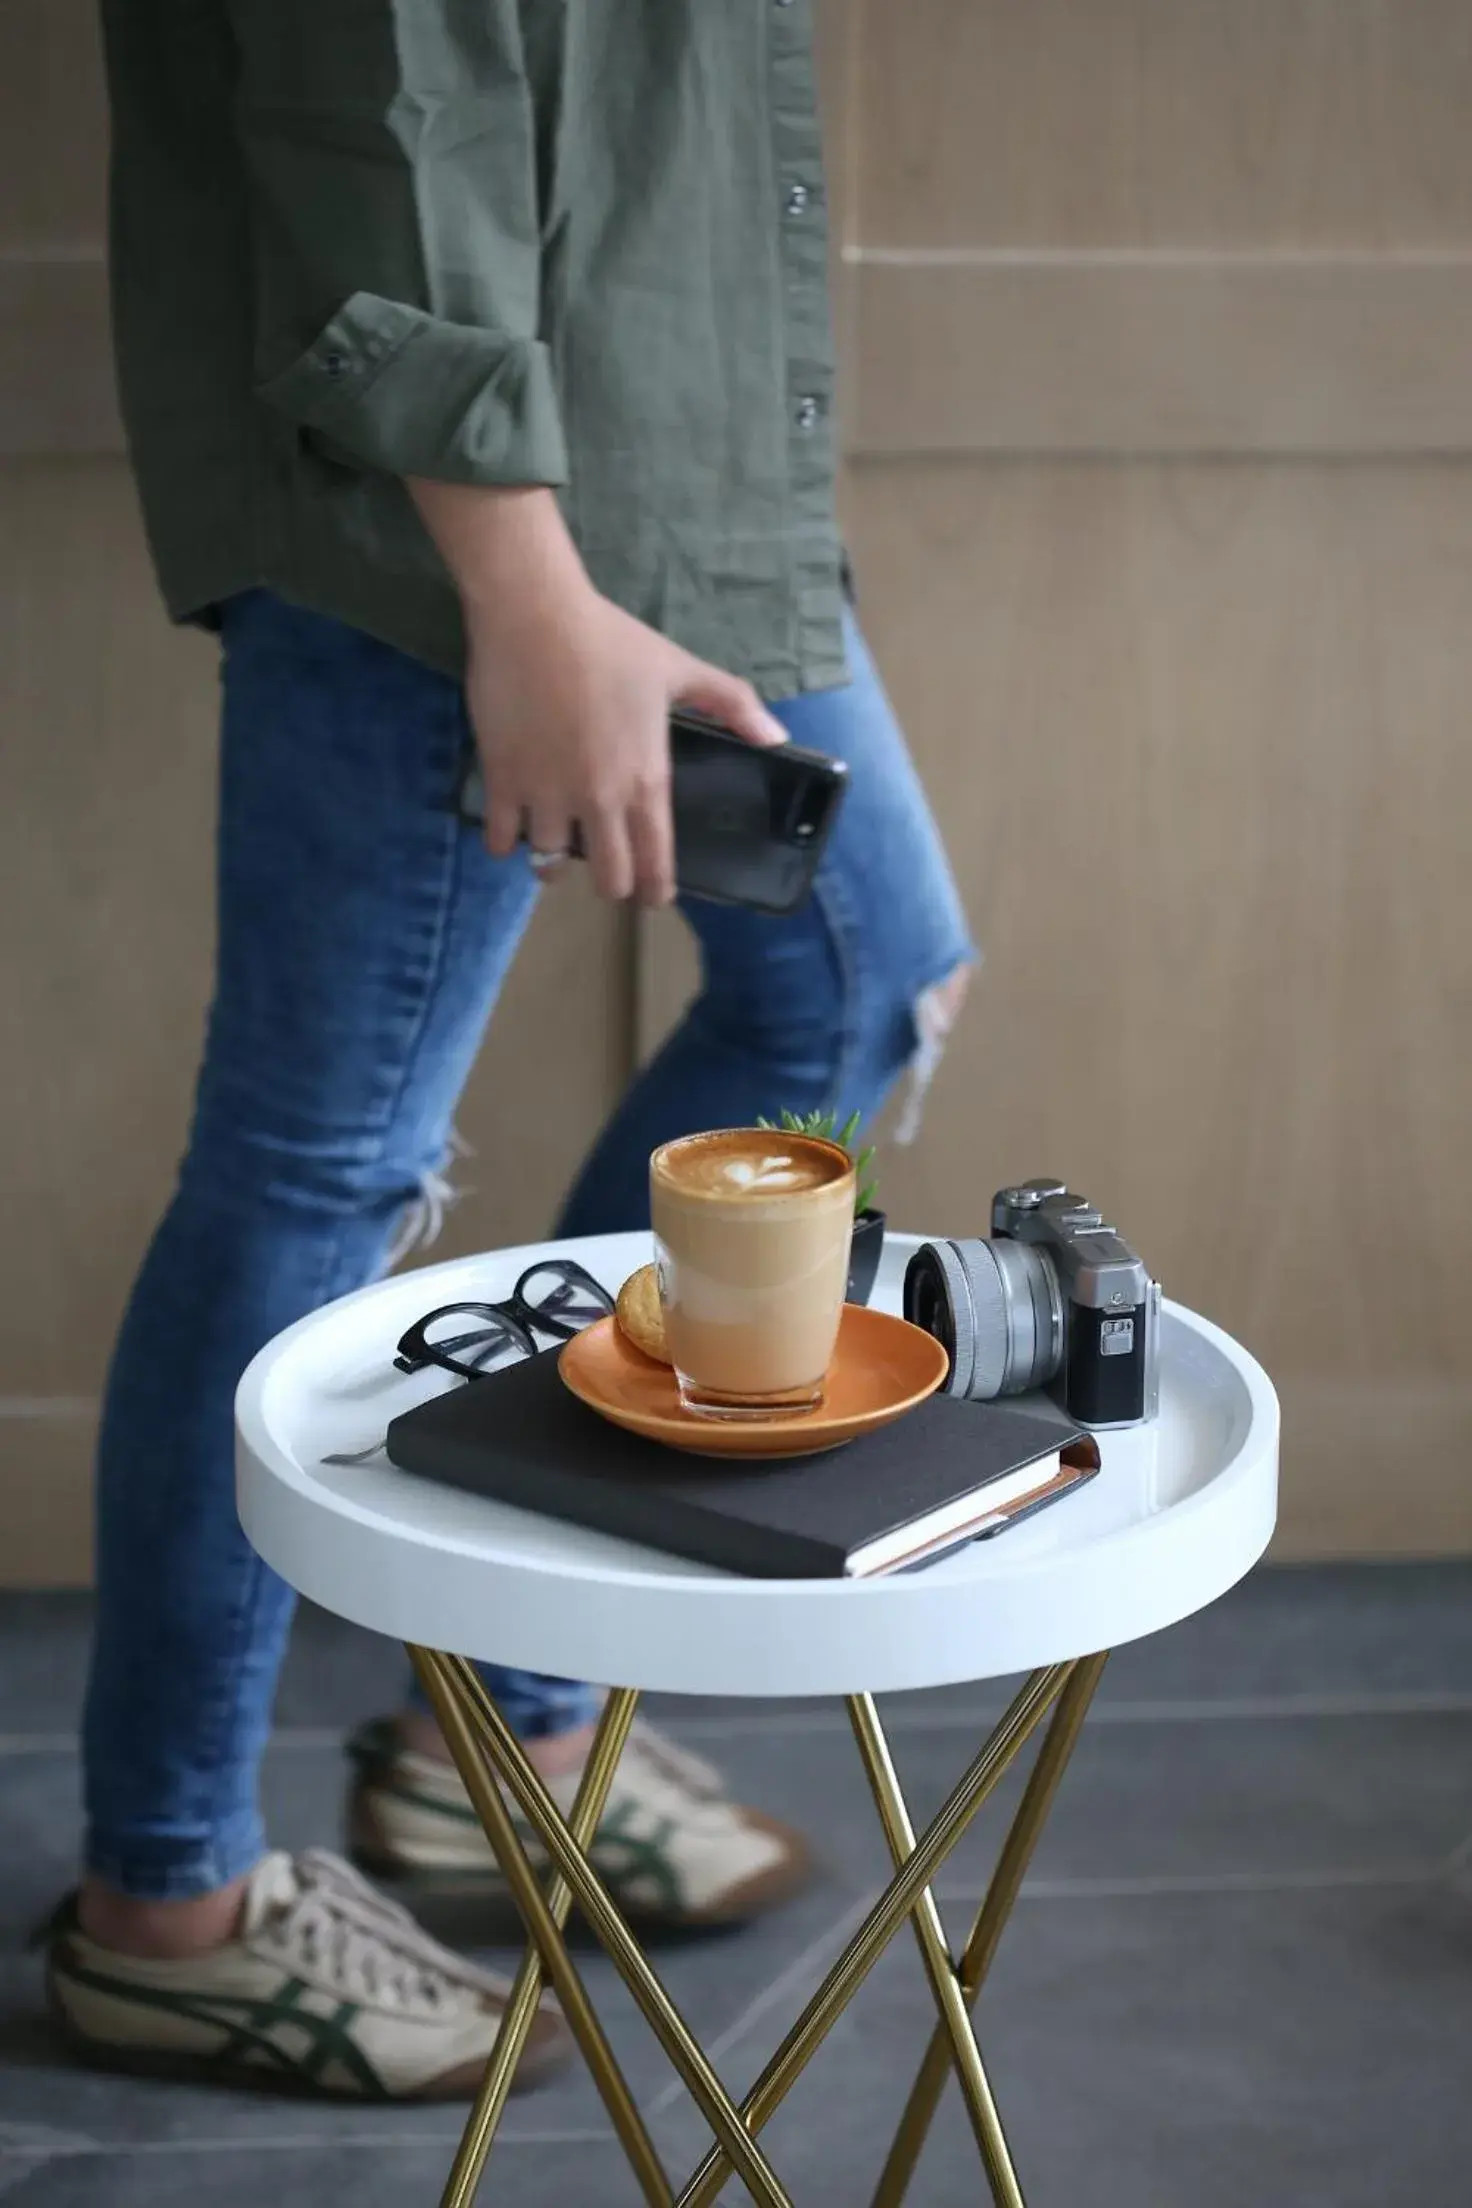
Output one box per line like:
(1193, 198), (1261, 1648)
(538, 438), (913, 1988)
(650, 1130), (855, 1420)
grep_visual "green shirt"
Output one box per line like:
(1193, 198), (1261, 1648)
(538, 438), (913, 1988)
(99, 1), (846, 696)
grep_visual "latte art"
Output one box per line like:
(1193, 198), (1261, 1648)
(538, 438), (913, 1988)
(720, 1154), (806, 1192)
(655, 1128), (847, 1201)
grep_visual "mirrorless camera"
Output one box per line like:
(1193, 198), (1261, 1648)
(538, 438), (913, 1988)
(903, 1179), (1161, 1428)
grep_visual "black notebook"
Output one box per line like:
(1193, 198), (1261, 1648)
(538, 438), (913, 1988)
(384, 1351), (1098, 1580)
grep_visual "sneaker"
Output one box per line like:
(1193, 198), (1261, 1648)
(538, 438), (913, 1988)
(41, 1850), (570, 2099)
(347, 1716), (811, 1932)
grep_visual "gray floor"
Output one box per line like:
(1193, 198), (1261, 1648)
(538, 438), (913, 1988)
(2, 1565), (1470, 2205)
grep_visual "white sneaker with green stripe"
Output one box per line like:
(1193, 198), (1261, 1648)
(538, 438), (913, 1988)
(347, 1717), (811, 1932)
(43, 1850), (570, 2099)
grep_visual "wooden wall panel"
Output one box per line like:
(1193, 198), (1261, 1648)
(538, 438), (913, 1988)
(0, 0), (108, 252)
(0, 0), (115, 459)
(846, 1), (1472, 459)
(0, 262), (118, 458)
(850, 259), (1472, 456)
(858, 0), (1472, 249)
(814, 0), (859, 251)
(0, 464), (219, 1401)
(845, 460), (1471, 1380)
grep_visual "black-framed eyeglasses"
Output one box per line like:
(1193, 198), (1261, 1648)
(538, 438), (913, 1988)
(392, 1259), (614, 1383)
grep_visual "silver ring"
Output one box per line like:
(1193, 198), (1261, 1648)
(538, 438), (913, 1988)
(527, 847), (567, 875)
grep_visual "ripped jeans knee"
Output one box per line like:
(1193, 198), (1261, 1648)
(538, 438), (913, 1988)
(383, 1129), (472, 1268)
(894, 959), (973, 1145)
(178, 1085), (472, 1282)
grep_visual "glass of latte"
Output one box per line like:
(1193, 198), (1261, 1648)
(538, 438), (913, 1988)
(650, 1129), (856, 1420)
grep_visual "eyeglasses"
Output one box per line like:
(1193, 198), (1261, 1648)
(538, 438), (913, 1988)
(320, 1260), (614, 1467)
(392, 1259), (614, 1383)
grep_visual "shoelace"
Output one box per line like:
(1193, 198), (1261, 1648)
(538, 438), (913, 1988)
(257, 1852), (495, 2016)
(388, 1718), (730, 1837)
(567, 1725), (734, 1835)
(624, 1720), (725, 1804)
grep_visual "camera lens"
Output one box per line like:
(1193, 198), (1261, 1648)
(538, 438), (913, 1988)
(903, 1238), (975, 1396)
(904, 1238), (1064, 1399)
(974, 1240), (1064, 1394)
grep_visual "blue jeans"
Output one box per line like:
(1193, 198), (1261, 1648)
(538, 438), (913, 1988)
(81, 590), (973, 1899)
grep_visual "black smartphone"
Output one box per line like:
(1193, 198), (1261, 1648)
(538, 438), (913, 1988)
(454, 709), (847, 916)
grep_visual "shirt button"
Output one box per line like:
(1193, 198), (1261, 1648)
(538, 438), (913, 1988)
(785, 182), (810, 217)
(795, 395), (821, 431)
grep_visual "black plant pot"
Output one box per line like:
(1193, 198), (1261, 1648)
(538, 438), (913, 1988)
(847, 1208), (887, 1306)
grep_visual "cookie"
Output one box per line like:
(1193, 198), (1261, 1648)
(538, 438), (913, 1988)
(615, 1263), (670, 1365)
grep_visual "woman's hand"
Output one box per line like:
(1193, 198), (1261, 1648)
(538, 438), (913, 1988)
(410, 481), (786, 905)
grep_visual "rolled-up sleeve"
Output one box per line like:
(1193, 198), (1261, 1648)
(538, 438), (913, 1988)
(228, 0), (567, 487)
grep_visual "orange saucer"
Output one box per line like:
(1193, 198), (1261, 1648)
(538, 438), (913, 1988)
(559, 1305), (949, 1461)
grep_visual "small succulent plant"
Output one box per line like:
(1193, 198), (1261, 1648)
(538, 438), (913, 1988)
(758, 1108), (879, 1217)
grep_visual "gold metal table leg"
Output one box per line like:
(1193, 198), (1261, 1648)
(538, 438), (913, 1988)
(870, 1652), (1110, 2208)
(420, 1673), (642, 2208)
(673, 1663), (1072, 2208)
(407, 1648), (1105, 2208)
(433, 1651), (795, 2208)
(848, 1691), (1026, 2208)
(410, 1653), (672, 2208)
